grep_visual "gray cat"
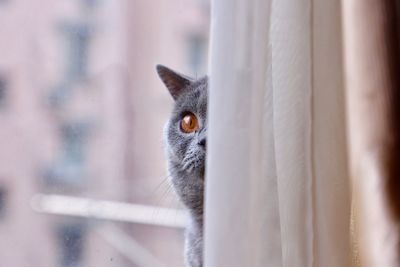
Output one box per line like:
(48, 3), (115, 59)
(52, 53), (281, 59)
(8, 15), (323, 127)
(156, 65), (207, 267)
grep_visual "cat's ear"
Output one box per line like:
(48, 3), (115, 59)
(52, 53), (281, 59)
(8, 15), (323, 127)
(156, 64), (193, 100)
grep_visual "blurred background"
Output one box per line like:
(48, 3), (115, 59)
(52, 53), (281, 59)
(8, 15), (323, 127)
(0, 0), (209, 266)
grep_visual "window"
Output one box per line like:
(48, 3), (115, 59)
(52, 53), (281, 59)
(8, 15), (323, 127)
(0, 188), (6, 218)
(60, 122), (90, 166)
(59, 224), (86, 267)
(44, 122), (91, 187)
(82, 0), (98, 9)
(48, 83), (70, 108)
(187, 35), (207, 75)
(0, 76), (7, 108)
(61, 23), (91, 82)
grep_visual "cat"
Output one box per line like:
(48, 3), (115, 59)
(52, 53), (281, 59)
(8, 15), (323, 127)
(156, 64), (207, 267)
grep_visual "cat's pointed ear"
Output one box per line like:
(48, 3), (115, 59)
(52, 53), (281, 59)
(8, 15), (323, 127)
(156, 64), (193, 100)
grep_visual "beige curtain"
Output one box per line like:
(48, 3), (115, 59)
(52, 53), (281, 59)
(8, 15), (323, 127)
(342, 1), (400, 266)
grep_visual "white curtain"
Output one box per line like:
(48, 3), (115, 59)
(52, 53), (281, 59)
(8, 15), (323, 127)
(204, 0), (350, 266)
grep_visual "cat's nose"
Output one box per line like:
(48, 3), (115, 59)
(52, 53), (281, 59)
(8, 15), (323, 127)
(198, 138), (206, 148)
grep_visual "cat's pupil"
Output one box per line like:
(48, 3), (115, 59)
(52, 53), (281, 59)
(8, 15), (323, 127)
(181, 113), (198, 133)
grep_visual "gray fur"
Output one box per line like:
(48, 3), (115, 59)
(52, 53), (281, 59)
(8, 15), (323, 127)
(156, 65), (207, 267)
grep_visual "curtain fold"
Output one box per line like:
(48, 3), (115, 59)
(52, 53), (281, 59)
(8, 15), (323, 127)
(342, 1), (400, 266)
(271, 1), (314, 265)
(205, 0), (350, 266)
(204, 0), (278, 266)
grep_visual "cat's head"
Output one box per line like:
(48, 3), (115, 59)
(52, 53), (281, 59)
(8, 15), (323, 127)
(157, 64), (207, 178)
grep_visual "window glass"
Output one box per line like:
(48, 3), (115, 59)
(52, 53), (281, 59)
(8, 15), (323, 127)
(0, 0), (210, 266)
(59, 223), (86, 267)
(0, 77), (7, 108)
(0, 187), (6, 218)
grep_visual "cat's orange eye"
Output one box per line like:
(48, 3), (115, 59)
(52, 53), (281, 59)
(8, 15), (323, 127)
(181, 113), (199, 133)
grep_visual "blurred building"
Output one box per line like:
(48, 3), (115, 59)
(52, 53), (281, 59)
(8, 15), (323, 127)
(0, 0), (209, 266)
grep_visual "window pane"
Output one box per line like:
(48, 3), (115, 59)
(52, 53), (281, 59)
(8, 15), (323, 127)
(0, 0), (210, 266)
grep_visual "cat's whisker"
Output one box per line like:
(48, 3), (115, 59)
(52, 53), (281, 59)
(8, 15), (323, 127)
(152, 177), (170, 195)
(157, 182), (173, 204)
(152, 184), (176, 220)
